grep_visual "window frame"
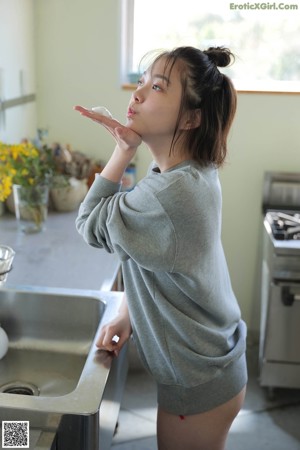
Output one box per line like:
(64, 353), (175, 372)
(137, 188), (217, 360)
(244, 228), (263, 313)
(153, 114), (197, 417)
(121, 0), (300, 94)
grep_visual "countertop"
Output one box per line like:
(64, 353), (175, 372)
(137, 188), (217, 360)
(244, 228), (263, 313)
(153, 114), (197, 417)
(0, 211), (120, 291)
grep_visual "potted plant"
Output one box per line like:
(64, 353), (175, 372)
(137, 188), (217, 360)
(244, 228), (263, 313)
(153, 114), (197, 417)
(0, 140), (55, 233)
(50, 143), (92, 212)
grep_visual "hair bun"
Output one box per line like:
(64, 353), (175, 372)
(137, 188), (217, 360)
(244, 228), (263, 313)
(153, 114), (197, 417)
(203, 47), (234, 68)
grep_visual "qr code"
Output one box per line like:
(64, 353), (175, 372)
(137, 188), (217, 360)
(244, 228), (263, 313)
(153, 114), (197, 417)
(1, 421), (29, 448)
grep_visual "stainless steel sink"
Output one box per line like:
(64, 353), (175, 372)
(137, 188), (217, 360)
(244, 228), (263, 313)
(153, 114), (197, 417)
(0, 285), (128, 450)
(0, 287), (103, 397)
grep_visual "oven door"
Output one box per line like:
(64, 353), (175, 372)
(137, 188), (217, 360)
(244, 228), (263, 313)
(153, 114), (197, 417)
(264, 281), (300, 363)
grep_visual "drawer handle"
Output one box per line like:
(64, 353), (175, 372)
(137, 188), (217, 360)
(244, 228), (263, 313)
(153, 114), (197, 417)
(282, 286), (300, 306)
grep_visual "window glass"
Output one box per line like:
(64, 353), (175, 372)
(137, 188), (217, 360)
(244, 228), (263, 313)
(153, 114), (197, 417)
(123, 0), (300, 92)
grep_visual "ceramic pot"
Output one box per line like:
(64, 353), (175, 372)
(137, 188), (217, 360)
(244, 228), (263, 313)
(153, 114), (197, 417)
(51, 178), (88, 212)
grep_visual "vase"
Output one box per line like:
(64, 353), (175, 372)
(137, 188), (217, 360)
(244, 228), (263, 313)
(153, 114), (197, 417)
(0, 202), (4, 216)
(13, 184), (49, 233)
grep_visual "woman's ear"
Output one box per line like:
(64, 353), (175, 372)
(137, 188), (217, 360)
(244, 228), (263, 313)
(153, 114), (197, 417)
(181, 109), (201, 130)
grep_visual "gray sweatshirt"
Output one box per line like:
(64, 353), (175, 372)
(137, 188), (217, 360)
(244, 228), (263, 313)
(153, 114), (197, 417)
(76, 160), (247, 415)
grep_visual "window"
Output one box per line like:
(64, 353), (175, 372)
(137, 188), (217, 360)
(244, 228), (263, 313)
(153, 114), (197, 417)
(121, 0), (300, 92)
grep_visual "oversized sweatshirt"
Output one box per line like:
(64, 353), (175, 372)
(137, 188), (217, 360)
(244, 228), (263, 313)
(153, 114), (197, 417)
(76, 160), (247, 415)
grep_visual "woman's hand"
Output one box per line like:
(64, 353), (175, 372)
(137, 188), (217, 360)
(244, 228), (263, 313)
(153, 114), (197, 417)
(96, 295), (132, 357)
(74, 105), (142, 183)
(73, 105), (142, 152)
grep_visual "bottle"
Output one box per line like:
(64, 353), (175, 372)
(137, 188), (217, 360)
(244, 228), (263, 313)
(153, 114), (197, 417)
(122, 163), (136, 192)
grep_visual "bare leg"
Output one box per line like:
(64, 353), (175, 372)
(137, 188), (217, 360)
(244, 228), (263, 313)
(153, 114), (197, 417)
(157, 386), (246, 450)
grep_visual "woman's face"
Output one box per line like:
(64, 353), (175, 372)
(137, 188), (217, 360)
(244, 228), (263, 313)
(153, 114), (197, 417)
(126, 57), (184, 147)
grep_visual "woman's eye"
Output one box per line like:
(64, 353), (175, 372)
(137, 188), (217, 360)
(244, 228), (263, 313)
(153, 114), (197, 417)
(137, 79), (144, 86)
(152, 84), (162, 91)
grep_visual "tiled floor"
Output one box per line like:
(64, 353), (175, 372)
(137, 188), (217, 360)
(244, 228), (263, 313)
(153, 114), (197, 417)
(111, 341), (300, 450)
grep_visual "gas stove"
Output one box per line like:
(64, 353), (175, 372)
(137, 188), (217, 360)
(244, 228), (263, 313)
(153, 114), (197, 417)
(265, 211), (300, 241)
(259, 172), (300, 393)
(262, 171), (300, 254)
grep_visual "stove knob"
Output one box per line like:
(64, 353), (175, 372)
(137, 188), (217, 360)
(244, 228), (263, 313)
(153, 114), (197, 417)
(282, 287), (294, 306)
(272, 230), (286, 240)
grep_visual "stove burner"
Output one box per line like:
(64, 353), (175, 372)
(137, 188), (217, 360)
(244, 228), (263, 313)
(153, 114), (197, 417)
(267, 212), (300, 240)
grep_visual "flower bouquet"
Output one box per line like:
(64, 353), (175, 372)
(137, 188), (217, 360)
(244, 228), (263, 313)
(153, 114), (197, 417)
(0, 141), (55, 232)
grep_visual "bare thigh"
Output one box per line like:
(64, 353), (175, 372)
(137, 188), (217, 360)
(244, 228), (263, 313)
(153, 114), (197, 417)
(157, 386), (246, 450)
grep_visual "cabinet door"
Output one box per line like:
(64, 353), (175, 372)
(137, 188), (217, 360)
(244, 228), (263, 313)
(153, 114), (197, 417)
(264, 283), (300, 363)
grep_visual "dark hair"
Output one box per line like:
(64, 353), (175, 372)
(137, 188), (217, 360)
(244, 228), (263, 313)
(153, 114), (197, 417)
(145, 46), (237, 167)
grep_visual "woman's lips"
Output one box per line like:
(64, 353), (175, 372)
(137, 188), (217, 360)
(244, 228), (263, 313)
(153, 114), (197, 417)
(127, 107), (136, 118)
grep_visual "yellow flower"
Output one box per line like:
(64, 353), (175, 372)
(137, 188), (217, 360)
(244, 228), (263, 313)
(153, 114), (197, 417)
(0, 140), (55, 201)
(21, 168), (29, 177)
(0, 175), (12, 202)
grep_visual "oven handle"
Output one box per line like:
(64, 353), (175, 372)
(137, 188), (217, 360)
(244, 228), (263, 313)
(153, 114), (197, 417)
(281, 286), (300, 306)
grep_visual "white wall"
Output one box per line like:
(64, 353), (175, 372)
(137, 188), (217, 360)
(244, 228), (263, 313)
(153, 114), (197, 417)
(5, 0), (300, 333)
(0, 0), (37, 142)
(220, 92), (300, 332)
(34, 0), (125, 162)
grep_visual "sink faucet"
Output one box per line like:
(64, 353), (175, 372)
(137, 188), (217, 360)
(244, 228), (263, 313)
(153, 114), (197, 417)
(0, 245), (15, 285)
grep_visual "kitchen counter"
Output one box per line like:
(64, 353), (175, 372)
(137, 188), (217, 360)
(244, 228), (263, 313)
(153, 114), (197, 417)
(0, 211), (120, 291)
(0, 212), (127, 450)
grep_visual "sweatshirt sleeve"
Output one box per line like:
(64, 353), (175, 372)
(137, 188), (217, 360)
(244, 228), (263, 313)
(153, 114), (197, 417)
(76, 175), (177, 272)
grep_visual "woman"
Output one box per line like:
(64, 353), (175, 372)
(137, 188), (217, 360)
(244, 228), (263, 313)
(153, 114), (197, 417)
(74, 46), (247, 450)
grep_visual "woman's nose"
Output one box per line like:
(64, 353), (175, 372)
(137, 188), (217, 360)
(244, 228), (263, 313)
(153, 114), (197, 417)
(133, 92), (141, 103)
(133, 86), (144, 103)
